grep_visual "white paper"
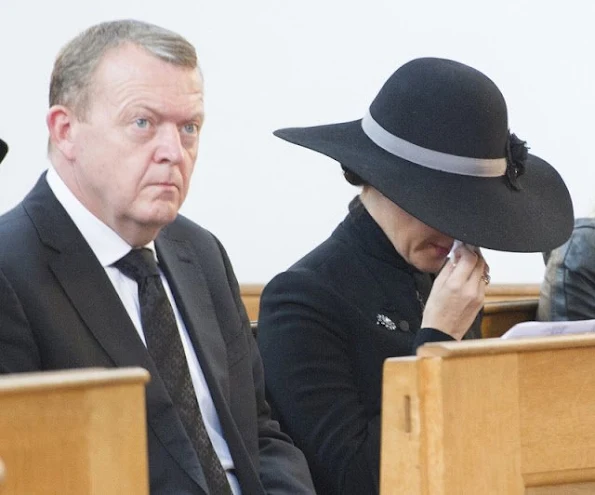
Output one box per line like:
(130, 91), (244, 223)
(501, 319), (595, 340)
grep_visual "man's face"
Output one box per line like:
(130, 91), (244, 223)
(67, 43), (204, 244)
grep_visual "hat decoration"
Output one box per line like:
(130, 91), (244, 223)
(505, 133), (528, 190)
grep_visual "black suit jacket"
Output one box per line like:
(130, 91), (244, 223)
(257, 200), (479, 495)
(0, 174), (315, 495)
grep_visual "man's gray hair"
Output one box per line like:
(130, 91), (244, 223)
(49, 19), (199, 118)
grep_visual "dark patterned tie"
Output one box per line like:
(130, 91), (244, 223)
(114, 249), (233, 495)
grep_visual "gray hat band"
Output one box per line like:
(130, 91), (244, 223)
(361, 111), (507, 177)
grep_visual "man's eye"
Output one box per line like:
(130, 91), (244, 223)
(135, 118), (149, 128)
(183, 123), (198, 134)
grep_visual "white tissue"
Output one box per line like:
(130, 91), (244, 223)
(448, 240), (479, 259)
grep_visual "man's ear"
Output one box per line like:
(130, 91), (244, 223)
(46, 105), (77, 160)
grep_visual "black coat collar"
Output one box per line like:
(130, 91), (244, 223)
(333, 196), (433, 312)
(335, 196), (418, 273)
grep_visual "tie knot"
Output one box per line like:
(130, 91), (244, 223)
(114, 248), (160, 283)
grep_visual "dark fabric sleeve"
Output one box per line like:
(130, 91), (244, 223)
(215, 240), (316, 494)
(0, 266), (41, 373)
(257, 269), (382, 495)
(413, 327), (456, 351)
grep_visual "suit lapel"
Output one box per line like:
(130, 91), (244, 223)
(157, 233), (268, 493)
(24, 176), (209, 493)
(155, 234), (231, 402)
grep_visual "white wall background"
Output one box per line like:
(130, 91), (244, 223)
(0, 1), (593, 284)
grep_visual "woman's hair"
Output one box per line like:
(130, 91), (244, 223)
(341, 166), (367, 186)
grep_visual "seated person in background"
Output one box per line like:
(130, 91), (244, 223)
(0, 19), (315, 495)
(538, 216), (595, 320)
(257, 57), (573, 495)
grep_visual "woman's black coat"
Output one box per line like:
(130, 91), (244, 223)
(257, 200), (480, 495)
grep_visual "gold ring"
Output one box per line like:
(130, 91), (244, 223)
(481, 274), (491, 285)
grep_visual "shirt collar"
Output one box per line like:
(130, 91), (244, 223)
(46, 167), (156, 266)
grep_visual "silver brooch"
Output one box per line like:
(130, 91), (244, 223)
(376, 314), (396, 331)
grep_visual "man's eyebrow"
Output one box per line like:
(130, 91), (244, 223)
(119, 105), (157, 117)
(187, 110), (205, 121)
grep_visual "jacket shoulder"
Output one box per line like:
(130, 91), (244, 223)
(164, 214), (214, 242)
(0, 203), (44, 263)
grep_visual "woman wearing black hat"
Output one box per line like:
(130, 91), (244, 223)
(257, 57), (573, 495)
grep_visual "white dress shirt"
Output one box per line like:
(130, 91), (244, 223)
(46, 167), (240, 494)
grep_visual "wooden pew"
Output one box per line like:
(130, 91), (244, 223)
(484, 283), (540, 303)
(241, 284), (264, 322)
(241, 283), (541, 338)
(0, 368), (150, 495)
(381, 334), (595, 494)
(482, 299), (538, 338)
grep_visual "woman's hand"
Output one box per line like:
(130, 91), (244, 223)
(421, 246), (489, 340)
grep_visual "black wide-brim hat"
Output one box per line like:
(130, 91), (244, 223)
(0, 139), (7, 165)
(274, 58), (573, 252)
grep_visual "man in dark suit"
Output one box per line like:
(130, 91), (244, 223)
(0, 19), (314, 495)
